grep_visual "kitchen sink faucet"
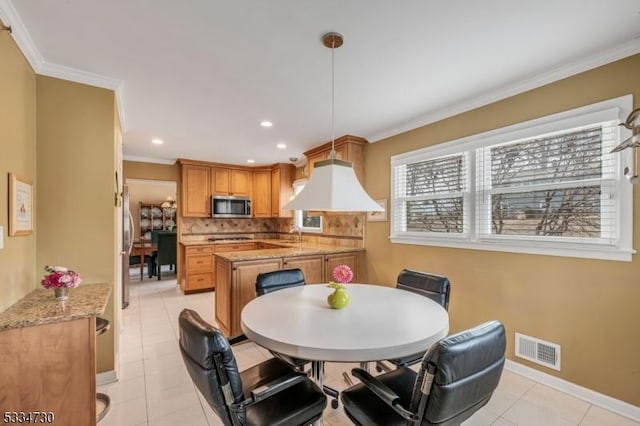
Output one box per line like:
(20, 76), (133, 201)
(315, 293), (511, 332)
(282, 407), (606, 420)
(290, 226), (302, 250)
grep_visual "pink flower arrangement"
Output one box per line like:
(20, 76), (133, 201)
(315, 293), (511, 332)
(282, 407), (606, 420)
(41, 265), (83, 289)
(333, 264), (353, 284)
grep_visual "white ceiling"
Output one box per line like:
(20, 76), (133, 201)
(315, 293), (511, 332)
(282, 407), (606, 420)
(3, 1), (640, 166)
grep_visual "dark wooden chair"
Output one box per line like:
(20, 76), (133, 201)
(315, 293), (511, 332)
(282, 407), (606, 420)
(155, 232), (177, 280)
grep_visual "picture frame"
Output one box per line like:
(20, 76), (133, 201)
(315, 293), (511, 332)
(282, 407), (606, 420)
(367, 199), (387, 222)
(9, 173), (33, 236)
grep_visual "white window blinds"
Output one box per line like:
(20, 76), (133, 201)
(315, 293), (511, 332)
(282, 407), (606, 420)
(476, 121), (619, 245)
(392, 153), (469, 237)
(389, 95), (634, 261)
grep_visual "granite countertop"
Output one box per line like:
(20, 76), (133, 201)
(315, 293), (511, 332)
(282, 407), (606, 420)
(0, 282), (111, 332)
(214, 243), (364, 262)
(180, 238), (363, 261)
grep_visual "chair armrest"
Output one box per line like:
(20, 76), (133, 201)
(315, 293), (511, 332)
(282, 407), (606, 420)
(350, 368), (418, 421)
(250, 372), (307, 403)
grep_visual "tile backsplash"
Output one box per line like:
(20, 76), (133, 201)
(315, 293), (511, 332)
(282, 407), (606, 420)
(179, 214), (364, 247)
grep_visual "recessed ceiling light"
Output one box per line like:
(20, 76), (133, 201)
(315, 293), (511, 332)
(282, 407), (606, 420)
(247, 159), (256, 164)
(276, 143), (287, 149)
(151, 138), (164, 145)
(260, 121), (273, 127)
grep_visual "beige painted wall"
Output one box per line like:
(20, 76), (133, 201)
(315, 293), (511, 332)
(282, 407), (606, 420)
(364, 54), (640, 405)
(0, 30), (36, 312)
(36, 76), (117, 373)
(124, 160), (179, 182)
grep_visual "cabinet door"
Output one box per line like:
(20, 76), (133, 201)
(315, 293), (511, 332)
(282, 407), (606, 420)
(325, 252), (360, 283)
(271, 165), (294, 218)
(211, 167), (230, 195)
(283, 255), (324, 284)
(214, 242), (257, 252)
(231, 259), (283, 335)
(230, 169), (251, 196)
(215, 257), (232, 335)
(252, 171), (271, 217)
(182, 165), (210, 217)
(305, 152), (326, 178)
(271, 168), (280, 217)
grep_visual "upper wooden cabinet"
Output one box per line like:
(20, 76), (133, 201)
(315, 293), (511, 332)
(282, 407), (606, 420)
(271, 164), (294, 218)
(212, 167), (252, 196)
(304, 135), (366, 183)
(179, 163), (211, 217)
(252, 170), (272, 218)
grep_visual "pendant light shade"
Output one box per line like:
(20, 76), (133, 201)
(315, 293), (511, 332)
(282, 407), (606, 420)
(284, 159), (383, 212)
(284, 32), (383, 212)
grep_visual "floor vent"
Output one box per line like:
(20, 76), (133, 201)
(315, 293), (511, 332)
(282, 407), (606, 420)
(515, 332), (561, 371)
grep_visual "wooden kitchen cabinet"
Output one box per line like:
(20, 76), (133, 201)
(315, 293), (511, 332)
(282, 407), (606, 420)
(304, 135), (366, 183)
(325, 252), (360, 283)
(271, 163), (294, 218)
(214, 242), (257, 252)
(283, 255), (324, 284)
(182, 245), (215, 293)
(252, 170), (272, 217)
(180, 163), (211, 217)
(215, 257), (283, 336)
(211, 167), (252, 196)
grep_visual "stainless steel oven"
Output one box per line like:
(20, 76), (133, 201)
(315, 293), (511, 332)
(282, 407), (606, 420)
(211, 195), (252, 218)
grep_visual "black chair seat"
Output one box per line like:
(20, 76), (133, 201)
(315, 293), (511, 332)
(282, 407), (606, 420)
(341, 367), (415, 426)
(178, 309), (326, 426)
(342, 321), (506, 426)
(244, 360), (327, 426)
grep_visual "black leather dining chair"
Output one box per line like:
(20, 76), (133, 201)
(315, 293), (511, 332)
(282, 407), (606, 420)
(376, 269), (451, 373)
(341, 320), (506, 426)
(178, 309), (327, 426)
(255, 269), (341, 409)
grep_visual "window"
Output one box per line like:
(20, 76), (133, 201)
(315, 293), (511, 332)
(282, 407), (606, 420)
(292, 179), (323, 232)
(391, 96), (634, 261)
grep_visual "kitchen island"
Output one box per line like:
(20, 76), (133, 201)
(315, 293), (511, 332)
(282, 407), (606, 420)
(209, 241), (363, 337)
(0, 283), (111, 426)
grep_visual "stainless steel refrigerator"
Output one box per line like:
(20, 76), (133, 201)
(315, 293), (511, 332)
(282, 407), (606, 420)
(121, 185), (133, 308)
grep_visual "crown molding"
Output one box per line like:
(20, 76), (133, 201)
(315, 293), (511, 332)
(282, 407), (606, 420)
(0, 0), (128, 131)
(0, 0), (42, 72)
(367, 37), (640, 143)
(123, 155), (177, 165)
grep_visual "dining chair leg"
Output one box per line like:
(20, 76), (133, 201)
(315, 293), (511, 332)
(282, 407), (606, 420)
(342, 371), (354, 386)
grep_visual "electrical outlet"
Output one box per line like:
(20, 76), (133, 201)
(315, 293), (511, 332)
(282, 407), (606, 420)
(0, 226), (4, 249)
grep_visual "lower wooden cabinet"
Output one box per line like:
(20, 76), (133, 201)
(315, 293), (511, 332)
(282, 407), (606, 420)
(182, 245), (214, 293)
(215, 257), (283, 336)
(0, 318), (96, 426)
(283, 255), (325, 284)
(325, 252), (360, 283)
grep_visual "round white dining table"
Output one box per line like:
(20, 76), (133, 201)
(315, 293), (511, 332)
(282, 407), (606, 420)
(241, 283), (449, 391)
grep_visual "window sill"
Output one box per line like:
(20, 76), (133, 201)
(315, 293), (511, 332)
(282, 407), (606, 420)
(389, 235), (635, 262)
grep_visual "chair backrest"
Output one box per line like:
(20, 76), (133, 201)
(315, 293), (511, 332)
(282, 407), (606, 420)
(178, 309), (243, 425)
(411, 320), (506, 426)
(397, 269), (450, 310)
(156, 232), (177, 264)
(255, 268), (305, 296)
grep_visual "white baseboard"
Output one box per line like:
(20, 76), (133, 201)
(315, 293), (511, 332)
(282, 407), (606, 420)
(505, 360), (640, 422)
(96, 370), (118, 386)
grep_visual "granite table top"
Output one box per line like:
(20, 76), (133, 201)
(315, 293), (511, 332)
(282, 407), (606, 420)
(0, 282), (111, 331)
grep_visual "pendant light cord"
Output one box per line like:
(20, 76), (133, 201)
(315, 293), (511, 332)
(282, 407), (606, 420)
(330, 37), (336, 158)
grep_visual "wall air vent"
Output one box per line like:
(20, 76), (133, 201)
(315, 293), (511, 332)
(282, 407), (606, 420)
(515, 332), (561, 371)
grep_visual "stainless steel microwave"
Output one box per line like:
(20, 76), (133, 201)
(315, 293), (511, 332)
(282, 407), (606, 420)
(211, 195), (252, 218)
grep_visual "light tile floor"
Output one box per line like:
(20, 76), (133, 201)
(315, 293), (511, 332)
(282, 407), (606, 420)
(98, 274), (639, 426)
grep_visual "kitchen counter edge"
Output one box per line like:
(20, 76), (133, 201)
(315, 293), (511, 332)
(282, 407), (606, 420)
(0, 282), (112, 331)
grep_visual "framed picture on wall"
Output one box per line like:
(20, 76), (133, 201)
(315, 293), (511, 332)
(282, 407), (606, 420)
(367, 199), (387, 222)
(9, 173), (33, 236)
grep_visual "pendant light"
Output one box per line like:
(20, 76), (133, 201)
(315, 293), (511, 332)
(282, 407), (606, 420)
(284, 32), (383, 212)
